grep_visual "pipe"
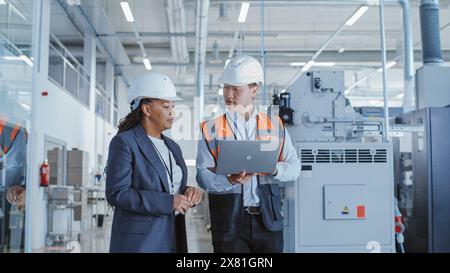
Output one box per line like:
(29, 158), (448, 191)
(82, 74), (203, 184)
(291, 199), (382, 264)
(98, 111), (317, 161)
(166, 0), (189, 77)
(175, 0), (189, 77)
(379, 0), (390, 142)
(260, 0), (267, 105)
(175, 0), (189, 63)
(342, 0), (416, 112)
(419, 0), (443, 64)
(195, 0), (210, 121)
(227, 29), (240, 60)
(132, 23), (147, 58)
(399, 0), (416, 112)
(165, 0), (179, 64)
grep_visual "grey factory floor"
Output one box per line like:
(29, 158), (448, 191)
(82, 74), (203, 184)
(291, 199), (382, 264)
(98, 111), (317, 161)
(38, 201), (214, 253)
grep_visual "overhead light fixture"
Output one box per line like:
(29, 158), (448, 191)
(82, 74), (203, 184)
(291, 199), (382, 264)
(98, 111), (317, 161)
(19, 54), (33, 66)
(313, 62), (336, 67)
(299, 61), (335, 71)
(0, 0), (7, 5)
(396, 93), (404, 99)
(290, 62), (306, 67)
(120, 1), (135, 22)
(292, 62), (335, 67)
(377, 61), (396, 72)
(301, 60), (314, 72)
(238, 2), (250, 23)
(143, 58), (152, 70)
(366, 0), (378, 6)
(338, 48), (345, 54)
(3, 56), (21, 60)
(345, 5), (369, 26)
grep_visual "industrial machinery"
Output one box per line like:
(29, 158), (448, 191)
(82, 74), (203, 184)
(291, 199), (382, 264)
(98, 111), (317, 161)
(389, 0), (450, 253)
(276, 70), (395, 253)
(45, 186), (81, 246)
(392, 107), (450, 253)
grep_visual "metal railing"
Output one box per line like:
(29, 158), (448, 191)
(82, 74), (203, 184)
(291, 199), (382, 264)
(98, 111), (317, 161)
(48, 34), (114, 124)
(48, 34), (90, 107)
(95, 83), (111, 122)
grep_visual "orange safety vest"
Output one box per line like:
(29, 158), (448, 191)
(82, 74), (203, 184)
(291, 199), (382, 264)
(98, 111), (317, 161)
(0, 119), (22, 155)
(201, 111), (285, 165)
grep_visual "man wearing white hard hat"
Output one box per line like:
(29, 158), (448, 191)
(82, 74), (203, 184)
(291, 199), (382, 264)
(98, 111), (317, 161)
(196, 55), (300, 253)
(106, 72), (203, 253)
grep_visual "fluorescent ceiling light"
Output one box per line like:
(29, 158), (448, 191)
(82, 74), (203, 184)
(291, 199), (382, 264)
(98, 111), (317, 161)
(292, 62), (335, 67)
(301, 61), (314, 72)
(298, 61), (335, 71)
(345, 5), (369, 26)
(238, 2), (250, 23)
(19, 54), (33, 66)
(120, 1), (135, 22)
(313, 62), (335, 67)
(366, 0), (378, 6)
(377, 61), (396, 72)
(143, 58), (152, 70)
(290, 62), (306, 67)
(3, 56), (21, 60)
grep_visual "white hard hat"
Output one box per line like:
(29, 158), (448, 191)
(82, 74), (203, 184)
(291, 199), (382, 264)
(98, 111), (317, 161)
(127, 72), (182, 111)
(218, 55), (264, 87)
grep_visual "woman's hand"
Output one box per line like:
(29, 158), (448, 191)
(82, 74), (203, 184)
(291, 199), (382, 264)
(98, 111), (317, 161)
(173, 194), (191, 214)
(183, 187), (203, 207)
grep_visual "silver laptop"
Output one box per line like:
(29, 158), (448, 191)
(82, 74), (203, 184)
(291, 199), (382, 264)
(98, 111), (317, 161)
(215, 140), (279, 175)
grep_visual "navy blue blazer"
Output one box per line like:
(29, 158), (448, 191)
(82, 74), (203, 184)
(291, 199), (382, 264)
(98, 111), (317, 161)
(106, 124), (188, 253)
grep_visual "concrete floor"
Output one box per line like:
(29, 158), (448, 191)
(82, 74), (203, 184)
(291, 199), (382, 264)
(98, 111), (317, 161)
(38, 201), (214, 253)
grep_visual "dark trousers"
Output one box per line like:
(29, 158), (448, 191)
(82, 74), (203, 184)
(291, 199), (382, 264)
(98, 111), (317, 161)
(212, 212), (284, 253)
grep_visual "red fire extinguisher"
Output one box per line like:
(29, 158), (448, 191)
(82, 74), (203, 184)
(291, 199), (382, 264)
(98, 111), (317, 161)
(40, 160), (49, 187)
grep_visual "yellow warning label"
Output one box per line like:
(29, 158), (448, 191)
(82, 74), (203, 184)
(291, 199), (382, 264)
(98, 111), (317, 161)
(342, 206), (349, 214)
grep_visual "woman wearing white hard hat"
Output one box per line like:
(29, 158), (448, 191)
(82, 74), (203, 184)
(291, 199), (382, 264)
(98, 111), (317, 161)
(106, 72), (202, 253)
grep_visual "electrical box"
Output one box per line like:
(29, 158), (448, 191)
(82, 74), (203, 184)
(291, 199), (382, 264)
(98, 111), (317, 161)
(324, 185), (367, 220)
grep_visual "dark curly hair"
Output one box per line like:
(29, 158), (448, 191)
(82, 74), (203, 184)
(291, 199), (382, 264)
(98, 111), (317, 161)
(117, 98), (152, 134)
